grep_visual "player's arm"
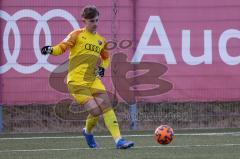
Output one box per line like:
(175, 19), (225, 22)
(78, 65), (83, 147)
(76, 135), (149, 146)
(100, 39), (110, 69)
(97, 43), (110, 77)
(100, 50), (110, 69)
(41, 30), (79, 56)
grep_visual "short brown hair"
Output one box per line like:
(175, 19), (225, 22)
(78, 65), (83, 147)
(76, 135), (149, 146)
(81, 5), (99, 19)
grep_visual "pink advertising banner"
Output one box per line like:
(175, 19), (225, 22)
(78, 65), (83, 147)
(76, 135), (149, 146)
(1, 0), (240, 105)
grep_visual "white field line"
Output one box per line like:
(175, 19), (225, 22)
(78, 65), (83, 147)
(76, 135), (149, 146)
(0, 132), (240, 140)
(0, 143), (240, 153)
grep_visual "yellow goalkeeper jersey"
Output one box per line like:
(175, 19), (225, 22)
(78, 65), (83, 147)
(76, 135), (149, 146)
(51, 28), (110, 85)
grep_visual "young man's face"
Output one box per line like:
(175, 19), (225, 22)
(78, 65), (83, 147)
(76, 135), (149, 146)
(84, 16), (99, 33)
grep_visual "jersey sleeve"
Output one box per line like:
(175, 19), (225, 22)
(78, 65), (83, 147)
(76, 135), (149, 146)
(100, 39), (110, 69)
(51, 30), (81, 56)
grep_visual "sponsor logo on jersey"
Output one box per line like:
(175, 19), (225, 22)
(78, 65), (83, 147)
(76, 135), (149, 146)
(85, 43), (101, 53)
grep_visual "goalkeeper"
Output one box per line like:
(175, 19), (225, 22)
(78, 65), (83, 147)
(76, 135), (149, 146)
(41, 5), (134, 149)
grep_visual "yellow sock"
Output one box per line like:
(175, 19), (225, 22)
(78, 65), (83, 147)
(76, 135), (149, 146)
(85, 114), (99, 134)
(103, 109), (121, 142)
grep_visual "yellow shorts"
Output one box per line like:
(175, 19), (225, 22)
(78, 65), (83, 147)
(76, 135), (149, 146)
(68, 78), (106, 105)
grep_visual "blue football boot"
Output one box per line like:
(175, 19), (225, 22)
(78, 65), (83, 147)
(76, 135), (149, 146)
(82, 128), (98, 148)
(116, 138), (134, 149)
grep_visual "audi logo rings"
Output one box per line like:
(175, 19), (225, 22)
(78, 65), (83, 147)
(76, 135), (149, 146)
(0, 9), (80, 74)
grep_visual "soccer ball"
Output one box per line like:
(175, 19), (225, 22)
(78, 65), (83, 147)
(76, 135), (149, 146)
(154, 125), (174, 145)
